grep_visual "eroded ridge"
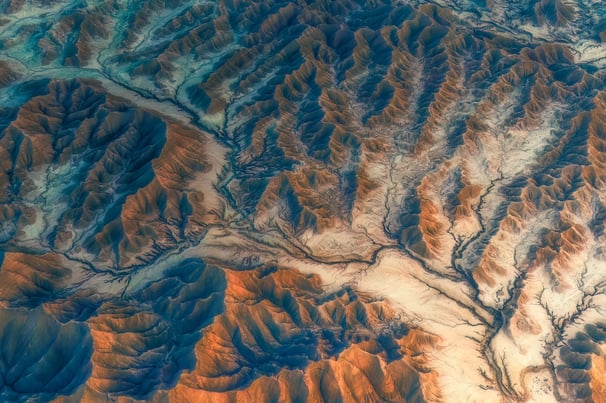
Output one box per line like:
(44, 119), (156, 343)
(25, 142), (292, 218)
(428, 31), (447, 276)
(1, 0), (606, 401)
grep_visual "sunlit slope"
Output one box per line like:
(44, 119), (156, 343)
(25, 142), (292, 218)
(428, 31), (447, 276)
(1, 0), (606, 401)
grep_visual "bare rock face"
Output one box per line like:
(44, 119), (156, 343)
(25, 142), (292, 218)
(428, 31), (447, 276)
(1, 0), (606, 402)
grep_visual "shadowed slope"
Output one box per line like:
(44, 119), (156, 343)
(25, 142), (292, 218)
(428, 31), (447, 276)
(1, 0), (606, 401)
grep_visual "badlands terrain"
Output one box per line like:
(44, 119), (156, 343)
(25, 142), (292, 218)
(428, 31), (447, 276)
(1, 0), (606, 401)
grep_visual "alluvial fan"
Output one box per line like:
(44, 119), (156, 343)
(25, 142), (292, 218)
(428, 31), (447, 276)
(1, 0), (606, 401)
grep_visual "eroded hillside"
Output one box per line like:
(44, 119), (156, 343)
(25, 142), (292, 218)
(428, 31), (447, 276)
(1, 0), (606, 401)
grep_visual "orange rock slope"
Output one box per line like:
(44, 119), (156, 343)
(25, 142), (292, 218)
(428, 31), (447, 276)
(1, 0), (606, 401)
